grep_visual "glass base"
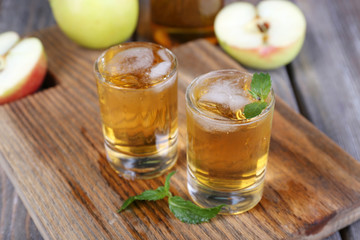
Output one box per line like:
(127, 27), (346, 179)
(187, 169), (265, 215)
(151, 24), (216, 48)
(105, 140), (178, 180)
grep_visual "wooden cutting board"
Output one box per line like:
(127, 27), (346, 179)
(0, 27), (359, 240)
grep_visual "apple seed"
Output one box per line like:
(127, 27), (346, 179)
(257, 21), (270, 43)
(257, 22), (270, 33)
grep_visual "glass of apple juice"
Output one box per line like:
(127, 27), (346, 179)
(186, 70), (275, 214)
(150, 0), (224, 47)
(94, 42), (178, 180)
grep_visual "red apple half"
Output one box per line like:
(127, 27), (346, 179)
(0, 32), (47, 104)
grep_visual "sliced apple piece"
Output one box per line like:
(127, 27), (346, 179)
(215, 0), (306, 69)
(0, 34), (47, 104)
(0, 32), (20, 72)
(0, 31), (20, 56)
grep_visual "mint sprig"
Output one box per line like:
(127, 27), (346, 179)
(244, 102), (268, 119)
(118, 171), (224, 224)
(169, 196), (224, 224)
(244, 73), (272, 119)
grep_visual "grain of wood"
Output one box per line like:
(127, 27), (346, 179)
(0, 0), (55, 34)
(0, 27), (359, 240)
(291, 0), (360, 161)
(291, 0), (360, 239)
(0, 168), (42, 240)
(0, 0), (55, 239)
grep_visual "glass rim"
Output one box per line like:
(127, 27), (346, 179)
(94, 42), (178, 91)
(185, 69), (275, 126)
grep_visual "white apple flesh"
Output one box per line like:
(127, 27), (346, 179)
(0, 31), (20, 56)
(215, 0), (306, 69)
(0, 34), (47, 104)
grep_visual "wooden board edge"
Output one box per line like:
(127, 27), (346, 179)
(303, 203), (360, 240)
(0, 155), (49, 240)
(275, 96), (360, 173)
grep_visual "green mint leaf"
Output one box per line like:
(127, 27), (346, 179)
(250, 73), (271, 101)
(118, 172), (175, 212)
(168, 196), (224, 224)
(135, 186), (168, 201)
(165, 171), (176, 193)
(119, 186), (168, 212)
(248, 90), (259, 100)
(244, 102), (267, 119)
(118, 172), (225, 224)
(118, 196), (136, 212)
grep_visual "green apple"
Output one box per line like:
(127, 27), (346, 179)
(49, 0), (139, 49)
(0, 31), (47, 104)
(215, 0), (306, 69)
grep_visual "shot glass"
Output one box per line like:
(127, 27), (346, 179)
(94, 42), (178, 180)
(185, 70), (275, 214)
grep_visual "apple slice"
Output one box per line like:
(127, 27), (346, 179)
(0, 33), (47, 104)
(215, 0), (306, 69)
(0, 31), (20, 55)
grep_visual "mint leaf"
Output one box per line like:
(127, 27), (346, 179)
(118, 171), (225, 224)
(118, 196), (136, 212)
(119, 171), (176, 212)
(243, 72), (272, 119)
(165, 171), (176, 193)
(249, 73), (271, 101)
(168, 196), (224, 224)
(248, 89), (259, 100)
(119, 186), (169, 213)
(135, 186), (168, 201)
(244, 102), (267, 119)
(118, 186), (168, 212)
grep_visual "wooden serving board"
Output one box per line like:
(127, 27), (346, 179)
(0, 27), (360, 240)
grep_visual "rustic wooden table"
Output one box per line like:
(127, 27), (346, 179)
(0, 0), (359, 239)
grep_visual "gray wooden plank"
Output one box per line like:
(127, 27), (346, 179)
(292, 0), (360, 160)
(0, 0), (55, 239)
(0, 0), (56, 34)
(325, 232), (343, 240)
(341, 222), (360, 240)
(0, 167), (43, 240)
(291, 0), (360, 239)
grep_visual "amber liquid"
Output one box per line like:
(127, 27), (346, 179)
(187, 106), (273, 191)
(95, 43), (178, 179)
(98, 77), (178, 156)
(186, 70), (274, 213)
(150, 0), (223, 47)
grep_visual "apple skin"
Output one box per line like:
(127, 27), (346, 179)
(0, 43), (47, 105)
(215, 1), (306, 70)
(49, 0), (139, 49)
(219, 34), (305, 70)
